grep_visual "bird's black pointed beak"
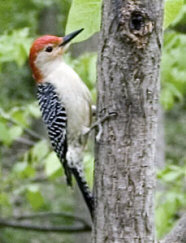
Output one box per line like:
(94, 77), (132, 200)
(59, 28), (84, 47)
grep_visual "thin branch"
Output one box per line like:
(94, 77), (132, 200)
(30, 175), (49, 183)
(0, 109), (42, 140)
(12, 212), (90, 226)
(159, 213), (186, 243)
(0, 219), (91, 233)
(21, 126), (43, 141)
(15, 137), (36, 146)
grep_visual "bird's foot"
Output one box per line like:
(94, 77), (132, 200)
(84, 111), (117, 142)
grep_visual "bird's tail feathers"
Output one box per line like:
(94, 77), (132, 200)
(63, 158), (72, 186)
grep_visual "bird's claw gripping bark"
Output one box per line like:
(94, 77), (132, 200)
(84, 111), (117, 142)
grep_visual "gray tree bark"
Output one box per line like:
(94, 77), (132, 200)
(93, 1), (164, 243)
(38, 4), (59, 35)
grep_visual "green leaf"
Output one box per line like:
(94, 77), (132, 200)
(157, 165), (185, 182)
(65, 0), (102, 43)
(83, 152), (94, 188)
(74, 53), (97, 89)
(0, 122), (11, 145)
(161, 82), (183, 110)
(45, 152), (62, 178)
(161, 32), (186, 108)
(9, 126), (23, 141)
(13, 161), (28, 173)
(31, 140), (49, 163)
(156, 190), (185, 238)
(64, 52), (97, 91)
(11, 108), (29, 126)
(0, 193), (10, 206)
(164, 0), (183, 29)
(0, 28), (32, 66)
(13, 161), (35, 178)
(162, 171), (182, 182)
(26, 185), (44, 210)
(27, 103), (41, 118)
(0, 121), (21, 145)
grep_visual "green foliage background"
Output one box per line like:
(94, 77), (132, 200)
(0, 0), (185, 242)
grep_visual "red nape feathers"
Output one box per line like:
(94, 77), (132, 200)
(29, 35), (62, 82)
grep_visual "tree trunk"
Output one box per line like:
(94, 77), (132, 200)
(38, 4), (58, 35)
(93, 1), (164, 243)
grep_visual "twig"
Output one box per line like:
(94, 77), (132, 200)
(0, 219), (91, 233)
(30, 176), (49, 183)
(12, 212), (90, 226)
(0, 109), (42, 140)
(15, 137), (36, 146)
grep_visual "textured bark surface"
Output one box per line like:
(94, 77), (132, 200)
(93, 1), (164, 242)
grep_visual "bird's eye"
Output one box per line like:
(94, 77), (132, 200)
(45, 46), (53, 52)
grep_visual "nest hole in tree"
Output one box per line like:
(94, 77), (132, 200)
(129, 11), (145, 31)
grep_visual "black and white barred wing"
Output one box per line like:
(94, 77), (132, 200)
(37, 83), (71, 185)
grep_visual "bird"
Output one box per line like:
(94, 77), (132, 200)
(29, 29), (94, 218)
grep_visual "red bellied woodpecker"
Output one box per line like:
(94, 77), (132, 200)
(29, 29), (94, 218)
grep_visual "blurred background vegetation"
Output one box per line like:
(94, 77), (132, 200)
(0, 0), (185, 242)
